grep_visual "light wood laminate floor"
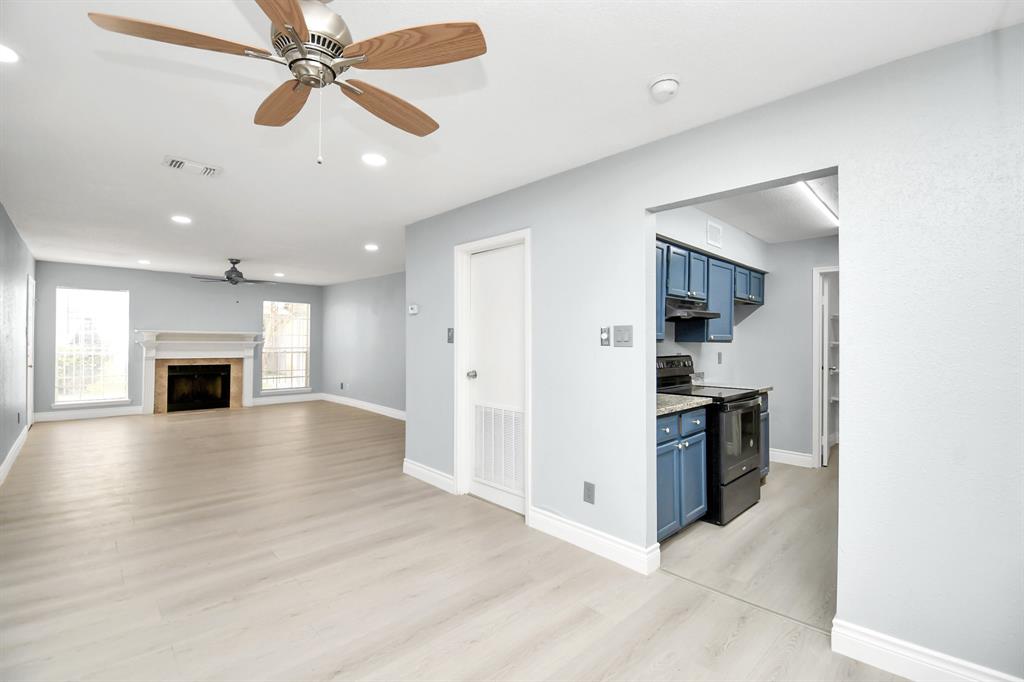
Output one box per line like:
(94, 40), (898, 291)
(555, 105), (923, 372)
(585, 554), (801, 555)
(660, 454), (840, 631)
(0, 403), (894, 681)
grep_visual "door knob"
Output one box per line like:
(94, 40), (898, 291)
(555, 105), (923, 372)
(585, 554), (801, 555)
(466, 370), (478, 379)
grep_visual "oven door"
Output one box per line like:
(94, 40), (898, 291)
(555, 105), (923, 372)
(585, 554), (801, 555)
(717, 397), (762, 484)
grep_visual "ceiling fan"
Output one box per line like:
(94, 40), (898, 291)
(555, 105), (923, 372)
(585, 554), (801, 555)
(191, 259), (274, 285)
(88, 0), (487, 136)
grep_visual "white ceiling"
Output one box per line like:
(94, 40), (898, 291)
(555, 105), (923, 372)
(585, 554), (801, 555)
(1, 2), (1021, 285)
(699, 174), (839, 244)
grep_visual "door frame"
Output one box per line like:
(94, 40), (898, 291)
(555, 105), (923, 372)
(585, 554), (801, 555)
(811, 265), (839, 467)
(453, 228), (533, 522)
(26, 274), (36, 428)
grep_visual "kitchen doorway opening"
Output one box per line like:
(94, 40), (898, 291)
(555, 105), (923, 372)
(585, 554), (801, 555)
(648, 167), (841, 634)
(453, 229), (533, 520)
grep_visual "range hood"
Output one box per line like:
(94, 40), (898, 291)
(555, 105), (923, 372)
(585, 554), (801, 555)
(665, 298), (721, 321)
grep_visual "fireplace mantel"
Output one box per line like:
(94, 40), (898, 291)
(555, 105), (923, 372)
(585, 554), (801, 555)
(136, 330), (262, 414)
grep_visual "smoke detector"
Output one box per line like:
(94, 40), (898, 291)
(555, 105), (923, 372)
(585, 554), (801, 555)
(162, 155), (223, 177)
(649, 74), (680, 103)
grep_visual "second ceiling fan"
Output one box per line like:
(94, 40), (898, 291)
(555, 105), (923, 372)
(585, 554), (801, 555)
(89, 0), (487, 136)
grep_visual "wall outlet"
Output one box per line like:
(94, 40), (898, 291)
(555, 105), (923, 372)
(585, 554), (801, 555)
(447, 328), (455, 344)
(16, 412), (20, 424)
(339, 382), (344, 390)
(583, 481), (596, 504)
(717, 351), (723, 365)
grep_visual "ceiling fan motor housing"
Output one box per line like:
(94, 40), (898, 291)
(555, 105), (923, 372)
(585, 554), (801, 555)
(272, 0), (353, 87)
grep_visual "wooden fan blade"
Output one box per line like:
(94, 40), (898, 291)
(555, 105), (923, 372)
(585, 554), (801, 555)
(255, 80), (311, 127)
(88, 13), (270, 57)
(340, 80), (439, 137)
(255, 0), (308, 41)
(342, 23), (486, 70)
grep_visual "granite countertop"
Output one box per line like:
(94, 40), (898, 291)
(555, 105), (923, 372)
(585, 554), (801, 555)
(657, 394), (715, 416)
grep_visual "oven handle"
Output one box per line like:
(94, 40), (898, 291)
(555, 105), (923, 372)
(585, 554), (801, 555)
(719, 397), (762, 412)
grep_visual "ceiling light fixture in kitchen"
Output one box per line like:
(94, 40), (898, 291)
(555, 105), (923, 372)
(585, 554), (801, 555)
(798, 181), (839, 227)
(364, 243), (379, 252)
(0, 44), (19, 63)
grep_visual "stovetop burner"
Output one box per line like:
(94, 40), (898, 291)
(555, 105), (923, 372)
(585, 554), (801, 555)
(656, 354), (759, 403)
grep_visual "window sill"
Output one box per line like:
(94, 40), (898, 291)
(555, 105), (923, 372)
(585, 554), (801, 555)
(52, 399), (132, 409)
(259, 388), (312, 396)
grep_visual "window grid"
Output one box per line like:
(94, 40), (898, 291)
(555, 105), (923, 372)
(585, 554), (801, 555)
(262, 301), (311, 391)
(54, 288), (130, 404)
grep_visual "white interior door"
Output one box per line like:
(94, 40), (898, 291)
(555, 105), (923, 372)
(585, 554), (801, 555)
(26, 275), (35, 427)
(464, 243), (526, 513)
(821, 272), (839, 466)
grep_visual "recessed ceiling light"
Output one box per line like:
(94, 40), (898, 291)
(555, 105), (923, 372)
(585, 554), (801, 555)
(171, 215), (192, 225)
(0, 44), (19, 64)
(138, 259), (151, 265)
(364, 243), (379, 252)
(274, 272), (285, 278)
(361, 153), (387, 168)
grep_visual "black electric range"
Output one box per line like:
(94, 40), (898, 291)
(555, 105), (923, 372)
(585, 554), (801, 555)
(655, 355), (759, 402)
(657, 354), (762, 525)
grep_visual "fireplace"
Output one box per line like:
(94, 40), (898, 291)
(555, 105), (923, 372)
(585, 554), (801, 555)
(166, 364), (231, 412)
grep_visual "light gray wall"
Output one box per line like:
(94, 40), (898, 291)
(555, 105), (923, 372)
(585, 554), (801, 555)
(658, 207), (839, 454)
(321, 272), (405, 411)
(0, 203), (35, 465)
(406, 26), (1023, 676)
(33, 261), (323, 410)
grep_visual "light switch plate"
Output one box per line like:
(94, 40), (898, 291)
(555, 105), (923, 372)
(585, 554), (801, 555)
(583, 481), (596, 504)
(613, 325), (633, 347)
(447, 328), (455, 344)
(600, 327), (610, 346)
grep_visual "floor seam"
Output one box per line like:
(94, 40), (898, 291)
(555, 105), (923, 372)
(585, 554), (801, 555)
(656, 566), (832, 636)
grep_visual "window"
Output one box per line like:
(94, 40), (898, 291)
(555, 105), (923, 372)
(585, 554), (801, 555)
(54, 287), (130, 404)
(261, 301), (311, 391)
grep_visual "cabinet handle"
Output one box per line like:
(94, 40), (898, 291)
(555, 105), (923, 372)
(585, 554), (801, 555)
(693, 419), (701, 425)
(683, 441), (690, 448)
(661, 427), (670, 433)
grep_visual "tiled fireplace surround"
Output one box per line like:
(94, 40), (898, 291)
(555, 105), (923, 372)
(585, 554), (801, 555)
(138, 331), (260, 415)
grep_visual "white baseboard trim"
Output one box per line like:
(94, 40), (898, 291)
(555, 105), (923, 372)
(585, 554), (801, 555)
(1, 426), (29, 487)
(402, 459), (457, 494)
(527, 506), (660, 576)
(832, 619), (1023, 682)
(770, 447), (815, 468)
(252, 391), (323, 406)
(320, 393), (406, 421)
(34, 405), (144, 422)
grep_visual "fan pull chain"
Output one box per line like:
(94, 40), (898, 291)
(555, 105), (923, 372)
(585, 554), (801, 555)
(316, 79), (324, 165)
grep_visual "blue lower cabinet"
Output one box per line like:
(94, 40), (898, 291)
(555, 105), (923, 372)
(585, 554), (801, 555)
(656, 413), (708, 541)
(679, 432), (708, 526)
(760, 410), (770, 477)
(656, 441), (682, 540)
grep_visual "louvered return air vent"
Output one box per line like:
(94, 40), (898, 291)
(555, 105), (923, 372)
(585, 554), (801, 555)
(474, 405), (524, 494)
(161, 156), (223, 178)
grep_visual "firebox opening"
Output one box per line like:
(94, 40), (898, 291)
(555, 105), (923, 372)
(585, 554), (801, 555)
(167, 364), (231, 412)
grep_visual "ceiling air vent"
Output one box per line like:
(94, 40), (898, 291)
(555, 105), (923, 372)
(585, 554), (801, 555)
(161, 155), (223, 177)
(706, 219), (724, 248)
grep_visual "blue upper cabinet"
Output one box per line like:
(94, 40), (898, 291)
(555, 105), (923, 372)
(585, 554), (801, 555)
(749, 271), (764, 305)
(655, 241), (667, 341)
(706, 259), (735, 342)
(674, 258), (734, 343)
(734, 267), (750, 302)
(666, 245), (690, 298)
(687, 252), (708, 301)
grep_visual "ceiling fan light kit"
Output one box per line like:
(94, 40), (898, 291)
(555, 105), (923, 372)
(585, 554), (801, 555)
(87, 0), (486, 142)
